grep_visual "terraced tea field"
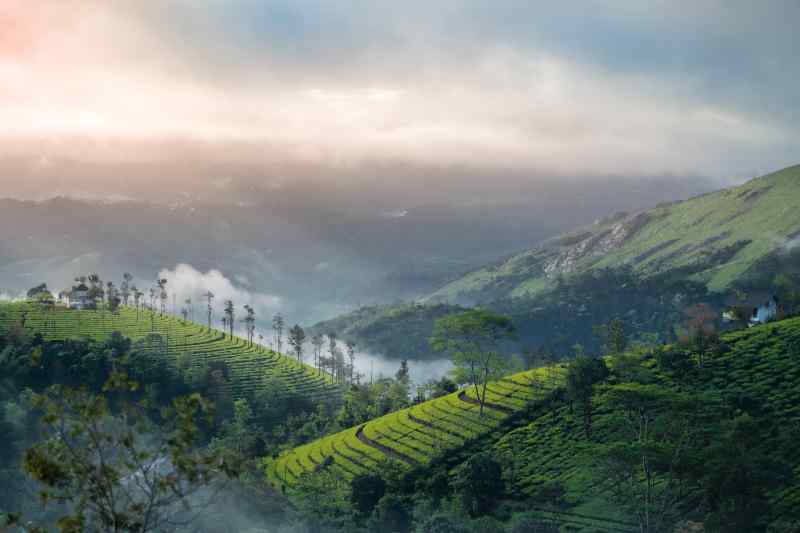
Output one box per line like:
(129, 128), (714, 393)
(493, 316), (800, 530)
(0, 302), (340, 402)
(266, 365), (565, 488)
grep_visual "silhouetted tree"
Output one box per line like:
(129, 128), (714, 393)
(272, 313), (285, 354)
(157, 278), (168, 317)
(288, 324), (306, 363)
(121, 272), (133, 306)
(224, 300), (235, 338)
(312, 333), (324, 375)
(204, 291), (215, 331)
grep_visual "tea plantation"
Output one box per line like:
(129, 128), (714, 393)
(492, 316), (800, 531)
(0, 301), (340, 402)
(265, 365), (566, 486)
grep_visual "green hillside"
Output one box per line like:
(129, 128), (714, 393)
(427, 165), (800, 305)
(271, 316), (800, 530)
(0, 302), (340, 402)
(266, 365), (565, 487)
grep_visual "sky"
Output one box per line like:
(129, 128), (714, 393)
(1, 1), (799, 182)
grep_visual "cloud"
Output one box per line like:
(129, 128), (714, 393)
(0, 1), (798, 180)
(157, 263), (282, 318)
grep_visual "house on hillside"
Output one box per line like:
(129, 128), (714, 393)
(58, 283), (92, 309)
(722, 292), (779, 326)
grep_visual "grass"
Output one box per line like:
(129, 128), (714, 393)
(0, 301), (340, 402)
(264, 365), (566, 488)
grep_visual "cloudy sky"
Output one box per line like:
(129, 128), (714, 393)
(2, 1), (799, 181)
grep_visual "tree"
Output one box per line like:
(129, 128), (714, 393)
(243, 305), (256, 346)
(107, 283), (121, 314)
(594, 318), (627, 355)
(350, 473), (386, 517)
(87, 274), (104, 308)
(26, 283), (49, 299)
(430, 310), (515, 417)
(22, 375), (238, 532)
(157, 278), (168, 317)
(682, 303), (719, 367)
(288, 324), (306, 363)
(700, 414), (793, 532)
(345, 340), (356, 382)
(223, 300), (235, 338)
(452, 452), (504, 517)
(184, 297), (193, 323)
(311, 334), (324, 375)
(565, 355), (609, 439)
(133, 287), (143, 319)
(121, 272), (133, 306)
(272, 313), (285, 354)
(204, 291), (214, 332)
(591, 384), (707, 533)
(395, 358), (409, 383)
(327, 332), (338, 381)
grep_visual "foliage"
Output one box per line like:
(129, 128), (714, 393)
(431, 309), (516, 416)
(565, 356), (609, 439)
(22, 374), (239, 532)
(452, 452), (504, 517)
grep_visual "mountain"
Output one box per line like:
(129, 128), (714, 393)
(316, 165), (800, 359)
(426, 165), (800, 306)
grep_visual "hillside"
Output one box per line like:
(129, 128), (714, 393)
(269, 316), (800, 531)
(266, 365), (565, 487)
(426, 165), (800, 305)
(0, 302), (340, 402)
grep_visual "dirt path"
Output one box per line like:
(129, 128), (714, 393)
(355, 425), (419, 466)
(458, 390), (514, 413)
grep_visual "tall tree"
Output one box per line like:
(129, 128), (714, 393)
(565, 355), (609, 439)
(272, 313), (285, 354)
(594, 318), (628, 355)
(591, 384), (709, 533)
(224, 300), (235, 338)
(312, 334), (325, 375)
(243, 304), (256, 346)
(430, 310), (515, 417)
(184, 297), (193, 323)
(132, 287), (142, 319)
(288, 324), (306, 363)
(327, 332), (338, 382)
(87, 273), (103, 308)
(346, 340), (356, 383)
(204, 290), (215, 331)
(121, 272), (133, 306)
(157, 278), (168, 317)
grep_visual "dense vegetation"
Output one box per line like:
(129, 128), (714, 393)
(270, 315), (800, 532)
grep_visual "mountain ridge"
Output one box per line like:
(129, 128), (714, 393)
(424, 164), (800, 306)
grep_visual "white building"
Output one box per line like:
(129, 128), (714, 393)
(58, 283), (92, 309)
